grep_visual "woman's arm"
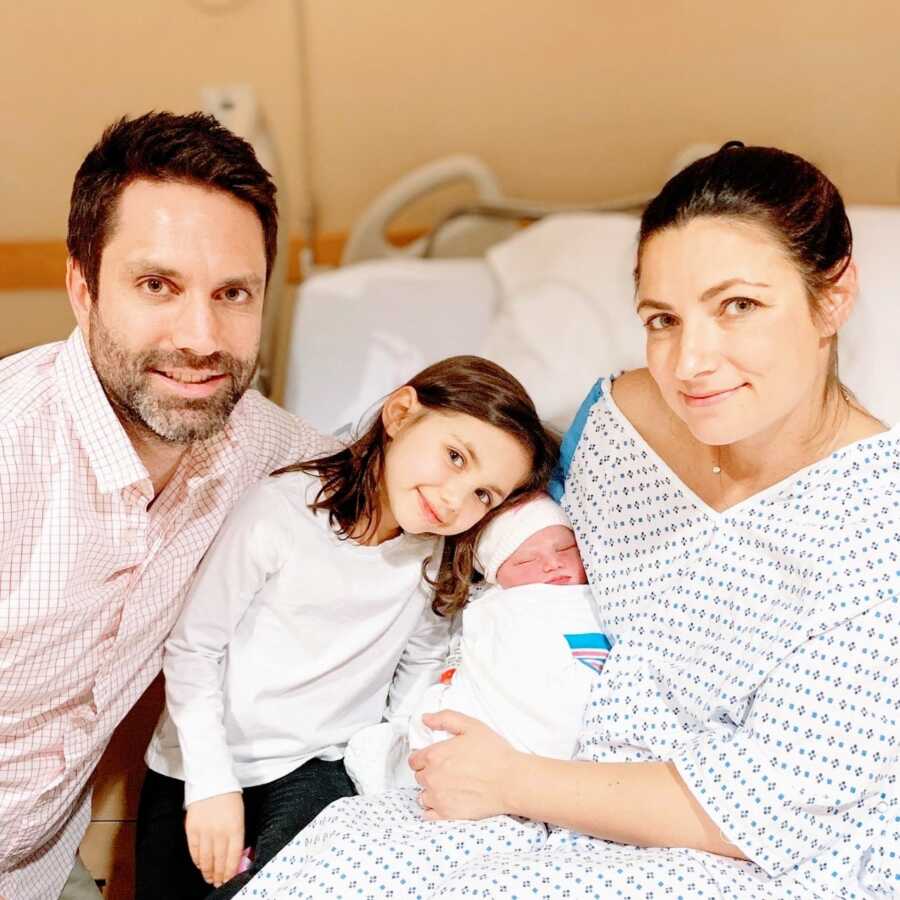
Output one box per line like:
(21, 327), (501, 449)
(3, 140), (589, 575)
(409, 710), (746, 860)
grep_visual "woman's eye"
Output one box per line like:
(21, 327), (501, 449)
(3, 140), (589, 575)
(644, 313), (677, 331)
(475, 488), (492, 506)
(448, 449), (464, 468)
(723, 297), (759, 316)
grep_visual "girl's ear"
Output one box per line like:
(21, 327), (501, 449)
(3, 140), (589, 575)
(817, 258), (858, 337)
(382, 386), (421, 437)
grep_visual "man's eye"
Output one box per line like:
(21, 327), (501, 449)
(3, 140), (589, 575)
(222, 286), (250, 303)
(144, 278), (167, 294)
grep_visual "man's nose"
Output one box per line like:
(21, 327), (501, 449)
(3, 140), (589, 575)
(169, 293), (220, 358)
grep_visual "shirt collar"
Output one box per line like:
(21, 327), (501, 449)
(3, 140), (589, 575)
(55, 329), (150, 494)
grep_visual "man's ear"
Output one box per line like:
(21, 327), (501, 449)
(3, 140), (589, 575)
(817, 258), (858, 337)
(66, 257), (93, 335)
(381, 386), (421, 437)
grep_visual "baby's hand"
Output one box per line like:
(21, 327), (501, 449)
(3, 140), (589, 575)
(185, 791), (245, 887)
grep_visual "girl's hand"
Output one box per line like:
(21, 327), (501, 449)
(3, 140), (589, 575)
(408, 710), (522, 820)
(185, 791), (245, 887)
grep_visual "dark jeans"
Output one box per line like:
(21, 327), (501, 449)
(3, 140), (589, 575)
(135, 758), (356, 900)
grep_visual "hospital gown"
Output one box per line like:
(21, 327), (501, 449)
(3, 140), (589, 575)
(238, 380), (900, 899)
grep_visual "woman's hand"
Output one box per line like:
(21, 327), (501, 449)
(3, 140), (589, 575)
(185, 791), (245, 887)
(408, 710), (523, 821)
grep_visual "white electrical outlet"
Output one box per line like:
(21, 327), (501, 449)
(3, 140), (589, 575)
(201, 84), (259, 139)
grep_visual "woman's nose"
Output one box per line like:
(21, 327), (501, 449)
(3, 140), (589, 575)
(674, 319), (719, 381)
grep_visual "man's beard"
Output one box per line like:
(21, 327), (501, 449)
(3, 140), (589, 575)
(88, 307), (257, 445)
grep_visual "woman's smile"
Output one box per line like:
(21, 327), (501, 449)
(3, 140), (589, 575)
(680, 383), (747, 407)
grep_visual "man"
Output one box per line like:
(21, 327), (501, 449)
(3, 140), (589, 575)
(0, 112), (334, 900)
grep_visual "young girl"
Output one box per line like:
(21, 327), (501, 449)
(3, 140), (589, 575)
(134, 355), (559, 900)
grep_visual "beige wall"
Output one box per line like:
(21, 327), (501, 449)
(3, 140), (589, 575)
(3, 0), (900, 242)
(3, 0), (900, 348)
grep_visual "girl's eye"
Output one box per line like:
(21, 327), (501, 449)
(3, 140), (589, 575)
(475, 488), (492, 507)
(644, 312), (678, 332)
(723, 297), (759, 316)
(448, 449), (464, 468)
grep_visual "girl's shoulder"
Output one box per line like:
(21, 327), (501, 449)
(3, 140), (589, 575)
(225, 469), (323, 540)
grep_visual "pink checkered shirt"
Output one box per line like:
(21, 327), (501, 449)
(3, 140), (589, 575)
(0, 330), (335, 900)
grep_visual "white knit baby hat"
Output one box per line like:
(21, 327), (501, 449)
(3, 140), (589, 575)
(475, 494), (573, 584)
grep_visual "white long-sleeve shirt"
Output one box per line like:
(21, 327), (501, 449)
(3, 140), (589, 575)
(145, 470), (449, 806)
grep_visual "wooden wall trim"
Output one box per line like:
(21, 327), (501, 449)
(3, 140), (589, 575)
(0, 241), (69, 291)
(1, 229), (426, 291)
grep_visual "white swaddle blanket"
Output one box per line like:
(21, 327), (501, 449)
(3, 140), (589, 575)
(344, 583), (608, 794)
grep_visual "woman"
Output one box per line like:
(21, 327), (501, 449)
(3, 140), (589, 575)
(238, 144), (899, 899)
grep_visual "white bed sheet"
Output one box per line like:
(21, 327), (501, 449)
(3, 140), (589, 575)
(283, 259), (497, 435)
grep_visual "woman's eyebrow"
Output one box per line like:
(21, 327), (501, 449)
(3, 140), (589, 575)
(699, 278), (770, 301)
(637, 278), (771, 313)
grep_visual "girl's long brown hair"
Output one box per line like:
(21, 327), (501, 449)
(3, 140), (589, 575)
(275, 356), (559, 616)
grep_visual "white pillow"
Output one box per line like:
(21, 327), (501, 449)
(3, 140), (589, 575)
(481, 214), (645, 431)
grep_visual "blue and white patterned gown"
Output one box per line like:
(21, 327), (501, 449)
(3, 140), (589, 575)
(239, 379), (900, 900)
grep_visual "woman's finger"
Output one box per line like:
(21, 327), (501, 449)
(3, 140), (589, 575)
(421, 709), (476, 735)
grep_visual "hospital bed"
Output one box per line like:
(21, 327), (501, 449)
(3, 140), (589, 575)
(281, 156), (900, 433)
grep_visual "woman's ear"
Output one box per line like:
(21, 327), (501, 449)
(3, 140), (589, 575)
(817, 258), (858, 337)
(381, 386), (421, 437)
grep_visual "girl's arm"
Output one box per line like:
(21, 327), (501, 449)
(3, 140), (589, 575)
(410, 711), (744, 859)
(384, 598), (452, 724)
(164, 481), (292, 805)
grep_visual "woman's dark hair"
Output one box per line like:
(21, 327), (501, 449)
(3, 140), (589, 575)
(276, 356), (560, 616)
(636, 141), (853, 402)
(67, 111), (278, 300)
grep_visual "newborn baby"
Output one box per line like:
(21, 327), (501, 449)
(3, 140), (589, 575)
(344, 495), (611, 793)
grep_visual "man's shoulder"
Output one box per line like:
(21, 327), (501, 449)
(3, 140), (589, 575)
(0, 342), (65, 434)
(229, 390), (340, 473)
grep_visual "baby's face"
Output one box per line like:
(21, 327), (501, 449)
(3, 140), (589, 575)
(495, 525), (588, 589)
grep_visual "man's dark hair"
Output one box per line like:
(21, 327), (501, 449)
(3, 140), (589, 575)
(67, 111), (278, 299)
